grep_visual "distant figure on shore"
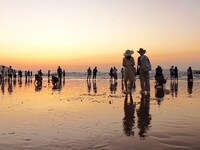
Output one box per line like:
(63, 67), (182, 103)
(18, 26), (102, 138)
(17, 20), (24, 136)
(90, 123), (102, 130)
(93, 67), (98, 80)
(57, 66), (62, 82)
(13, 70), (17, 81)
(137, 48), (151, 94)
(113, 67), (118, 80)
(174, 66), (178, 81)
(8, 66), (13, 82)
(122, 49), (135, 94)
(170, 66), (175, 80)
(52, 75), (59, 86)
(18, 70), (23, 83)
(48, 70), (51, 78)
(155, 65), (166, 87)
(1, 66), (5, 81)
(109, 67), (114, 79)
(87, 67), (92, 80)
(34, 70), (43, 86)
(187, 67), (193, 82)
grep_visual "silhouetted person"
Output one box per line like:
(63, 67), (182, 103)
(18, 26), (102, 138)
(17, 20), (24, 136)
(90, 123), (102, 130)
(18, 70), (22, 83)
(123, 49), (135, 93)
(93, 67), (98, 80)
(109, 67), (114, 79)
(187, 67), (193, 82)
(155, 65), (166, 87)
(87, 67), (92, 80)
(137, 48), (151, 94)
(137, 93), (151, 138)
(48, 70), (51, 83)
(174, 66), (178, 81)
(63, 70), (66, 79)
(52, 75), (59, 86)
(8, 66), (13, 82)
(13, 70), (17, 81)
(1, 65), (5, 82)
(170, 66), (175, 80)
(57, 66), (62, 83)
(113, 67), (118, 80)
(123, 94), (135, 136)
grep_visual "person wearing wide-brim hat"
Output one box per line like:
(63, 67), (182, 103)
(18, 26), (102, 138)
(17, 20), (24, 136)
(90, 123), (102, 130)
(137, 48), (151, 94)
(122, 49), (136, 93)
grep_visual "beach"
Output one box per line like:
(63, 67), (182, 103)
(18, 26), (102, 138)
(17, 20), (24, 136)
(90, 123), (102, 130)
(0, 78), (200, 150)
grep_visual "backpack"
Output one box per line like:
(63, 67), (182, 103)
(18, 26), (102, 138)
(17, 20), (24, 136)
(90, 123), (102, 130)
(140, 55), (151, 72)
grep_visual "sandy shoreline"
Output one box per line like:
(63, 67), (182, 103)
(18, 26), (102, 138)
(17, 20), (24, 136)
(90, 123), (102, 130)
(0, 79), (200, 150)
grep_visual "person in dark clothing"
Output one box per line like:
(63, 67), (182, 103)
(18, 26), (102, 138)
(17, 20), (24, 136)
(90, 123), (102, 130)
(93, 67), (98, 80)
(174, 66), (178, 80)
(187, 67), (193, 82)
(155, 65), (166, 87)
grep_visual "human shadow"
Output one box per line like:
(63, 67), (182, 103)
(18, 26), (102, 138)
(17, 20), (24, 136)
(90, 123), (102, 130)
(137, 93), (151, 138)
(123, 94), (135, 136)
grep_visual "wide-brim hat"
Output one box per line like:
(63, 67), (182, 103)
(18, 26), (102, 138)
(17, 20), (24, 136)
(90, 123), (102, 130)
(124, 49), (134, 56)
(137, 48), (146, 54)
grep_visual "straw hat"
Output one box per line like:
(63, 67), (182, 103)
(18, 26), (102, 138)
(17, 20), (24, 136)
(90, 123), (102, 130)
(124, 49), (134, 56)
(137, 48), (146, 54)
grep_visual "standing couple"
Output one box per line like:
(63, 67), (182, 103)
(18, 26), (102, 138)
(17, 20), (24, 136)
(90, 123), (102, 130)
(123, 48), (151, 94)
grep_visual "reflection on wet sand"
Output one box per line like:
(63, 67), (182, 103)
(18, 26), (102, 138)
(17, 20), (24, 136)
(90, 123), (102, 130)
(170, 80), (178, 97)
(123, 94), (135, 136)
(187, 81), (193, 94)
(137, 93), (151, 138)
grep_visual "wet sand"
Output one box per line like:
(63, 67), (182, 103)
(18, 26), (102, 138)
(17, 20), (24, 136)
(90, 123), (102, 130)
(0, 78), (200, 150)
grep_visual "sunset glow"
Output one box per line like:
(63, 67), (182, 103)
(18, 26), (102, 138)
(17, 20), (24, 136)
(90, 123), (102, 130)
(1, 0), (200, 71)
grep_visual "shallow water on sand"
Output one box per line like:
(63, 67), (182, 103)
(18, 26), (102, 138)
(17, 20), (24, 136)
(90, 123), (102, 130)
(0, 78), (200, 150)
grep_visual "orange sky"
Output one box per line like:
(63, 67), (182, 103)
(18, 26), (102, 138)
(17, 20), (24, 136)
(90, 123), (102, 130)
(0, 0), (200, 72)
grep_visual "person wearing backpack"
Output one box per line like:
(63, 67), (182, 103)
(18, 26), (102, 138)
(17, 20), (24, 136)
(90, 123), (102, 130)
(137, 48), (151, 94)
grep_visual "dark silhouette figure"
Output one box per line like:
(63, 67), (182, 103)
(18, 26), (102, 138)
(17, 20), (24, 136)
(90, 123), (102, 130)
(170, 66), (175, 80)
(52, 75), (59, 86)
(48, 70), (51, 83)
(57, 66), (62, 83)
(93, 67), (98, 80)
(18, 70), (23, 83)
(155, 65), (166, 87)
(113, 67), (118, 80)
(63, 70), (66, 79)
(123, 94), (135, 136)
(187, 67), (193, 82)
(174, 66), (178, 81)
(87, 67), (92, 81)
(8, 66), (13, 82)
(109, 67), (114, 79)
(137, 93), (151, 138)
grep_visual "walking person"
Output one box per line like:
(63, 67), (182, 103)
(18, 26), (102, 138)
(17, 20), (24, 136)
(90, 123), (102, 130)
(1, 66), (5, 82)
(137, 48), (151, 94)
(122, 49), (135, 93)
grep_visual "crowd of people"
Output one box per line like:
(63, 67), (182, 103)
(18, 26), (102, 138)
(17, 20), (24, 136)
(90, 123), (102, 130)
(0, 49), (195, 95)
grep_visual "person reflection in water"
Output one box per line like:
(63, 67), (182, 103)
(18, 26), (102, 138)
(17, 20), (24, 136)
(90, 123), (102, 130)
(187, 80), (193, 95)
(155, 87), (165, 105)
(87, 79), (91, 94)
(93, 80), (97, 94)
(170, 80), (178, 97)
(110, 79), (117, 94)
(123, 94), (135, 136)
(137, 93), (151, 138)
